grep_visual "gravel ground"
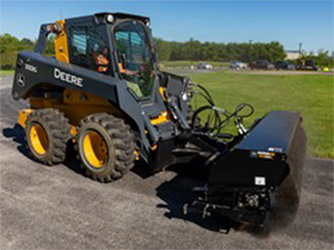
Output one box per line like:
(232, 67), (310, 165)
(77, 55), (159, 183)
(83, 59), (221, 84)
(1, 75), (333, 249)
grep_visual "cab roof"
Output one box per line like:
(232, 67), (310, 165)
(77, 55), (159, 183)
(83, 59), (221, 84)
(65, 12), (150, 24)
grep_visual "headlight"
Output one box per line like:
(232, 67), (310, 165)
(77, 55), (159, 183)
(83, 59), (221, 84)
(106, 14), (114, 23)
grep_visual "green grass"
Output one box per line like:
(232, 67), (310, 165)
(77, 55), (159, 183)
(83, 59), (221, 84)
(161, 60), (228, 68)
(0, 70), (14, 76)
(186, 71), (333, 158)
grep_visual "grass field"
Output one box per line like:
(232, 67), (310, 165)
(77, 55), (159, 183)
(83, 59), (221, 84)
(185, 71), (333, 158)
(0, 70), (14, 76)
(161, 60), (228, 68)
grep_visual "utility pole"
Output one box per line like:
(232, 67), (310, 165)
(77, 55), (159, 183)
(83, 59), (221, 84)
(190, 37), (194, 69)
(298, 43), (303, 58)
(60, 9), (63, 20)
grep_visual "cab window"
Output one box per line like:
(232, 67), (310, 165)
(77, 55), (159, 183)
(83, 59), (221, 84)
(68, 25), (111, 73)
(114, 20), (156, 99)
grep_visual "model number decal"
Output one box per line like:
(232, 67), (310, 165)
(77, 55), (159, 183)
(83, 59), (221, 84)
(25, 63), (37, 73)
(54, 68), (83, 88)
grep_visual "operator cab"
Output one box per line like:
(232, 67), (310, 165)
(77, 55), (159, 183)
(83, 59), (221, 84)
(64, 13), (165, 118)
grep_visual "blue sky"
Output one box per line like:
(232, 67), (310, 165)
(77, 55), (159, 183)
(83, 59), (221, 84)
(1, 1), (333, 53)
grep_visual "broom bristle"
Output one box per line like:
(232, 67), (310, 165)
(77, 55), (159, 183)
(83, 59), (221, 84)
(267, 123), (307, 232)
(242, 123), (307, 237)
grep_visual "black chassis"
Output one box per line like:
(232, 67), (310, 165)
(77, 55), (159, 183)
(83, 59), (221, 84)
(12, 13), (305, 226)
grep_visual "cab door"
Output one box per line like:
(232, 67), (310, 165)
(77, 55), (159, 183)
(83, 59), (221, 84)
(113, 20), (166, 119)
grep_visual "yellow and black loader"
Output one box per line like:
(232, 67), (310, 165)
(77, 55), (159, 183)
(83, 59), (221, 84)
(12, 13), (306, 228)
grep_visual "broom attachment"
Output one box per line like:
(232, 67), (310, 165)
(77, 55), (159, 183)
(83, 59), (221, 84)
(190, 111), (307, 230)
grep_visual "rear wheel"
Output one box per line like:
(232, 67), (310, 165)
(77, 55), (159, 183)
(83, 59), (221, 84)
(25, 108), (71, 165)
(75, 113), (135, 183)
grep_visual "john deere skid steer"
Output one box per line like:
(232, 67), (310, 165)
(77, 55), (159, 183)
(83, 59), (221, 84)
(12, 13), (306, 228)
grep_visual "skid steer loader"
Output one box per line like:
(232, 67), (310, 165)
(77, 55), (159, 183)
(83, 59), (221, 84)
(12, 13), (306, 228)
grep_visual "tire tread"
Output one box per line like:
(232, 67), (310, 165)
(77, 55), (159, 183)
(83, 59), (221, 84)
(76, 113), (136, 183)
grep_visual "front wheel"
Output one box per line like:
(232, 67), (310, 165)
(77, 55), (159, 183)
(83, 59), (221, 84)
(75, 113), (136, 183)
(25, 108), (71, 165)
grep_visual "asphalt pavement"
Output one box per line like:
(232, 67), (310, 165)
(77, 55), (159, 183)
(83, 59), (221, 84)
(1, 75), (333, 249)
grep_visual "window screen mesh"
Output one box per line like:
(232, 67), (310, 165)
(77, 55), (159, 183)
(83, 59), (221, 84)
(68, 26), (110, 72)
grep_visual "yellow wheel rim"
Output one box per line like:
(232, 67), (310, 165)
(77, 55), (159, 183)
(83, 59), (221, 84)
(30, 123), (49, 155)
(83, 131), (108, 168)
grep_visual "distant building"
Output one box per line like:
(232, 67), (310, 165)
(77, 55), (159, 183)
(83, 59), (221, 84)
(285, 50), (301, 60)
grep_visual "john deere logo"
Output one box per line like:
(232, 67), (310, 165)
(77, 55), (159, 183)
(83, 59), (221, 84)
(54, 68), (83, 88)
(17, 74), (26, 87)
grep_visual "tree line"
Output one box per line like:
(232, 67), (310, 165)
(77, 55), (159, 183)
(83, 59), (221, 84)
(1, 33), (332, 70)
(0, 33), (54, 70)
(154, 38), (333, 67)
(154, 38), (287, 63)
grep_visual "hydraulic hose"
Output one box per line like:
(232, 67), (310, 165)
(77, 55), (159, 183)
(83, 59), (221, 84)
(188, 82), (254, 139)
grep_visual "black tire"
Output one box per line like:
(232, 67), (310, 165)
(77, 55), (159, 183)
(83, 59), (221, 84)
(25, 108), (71, 165)
(75, 113), (136, 183)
